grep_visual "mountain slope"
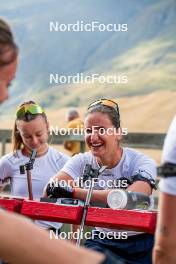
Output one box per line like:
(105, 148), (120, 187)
(0, 0), (175, 113)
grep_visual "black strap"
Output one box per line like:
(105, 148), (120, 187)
(158, 163), (176, 178)
(118, 174), (156, 190)
(131, 174), (157, 189)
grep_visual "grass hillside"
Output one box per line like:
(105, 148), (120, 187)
(30, 35), (176, 108)
(1, 90), (175, 133)
(0, 0), (175, 113)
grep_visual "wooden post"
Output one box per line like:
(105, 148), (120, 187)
(1, 138), (6, 156)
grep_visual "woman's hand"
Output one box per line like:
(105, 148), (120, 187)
(43, 179), (74, 199)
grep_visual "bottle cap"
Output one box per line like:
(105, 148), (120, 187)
(107, 190), (128, 209)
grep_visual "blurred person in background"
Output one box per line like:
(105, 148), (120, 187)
(153, 115), (176, 264)
(0, 18), (18, 102)
(64, 109), (84, 156)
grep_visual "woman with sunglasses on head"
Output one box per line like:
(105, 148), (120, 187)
(45, 98), (157, 264)
(0, 100), (69, 232)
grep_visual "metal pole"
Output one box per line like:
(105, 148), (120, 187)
(76, 166), (107, 246)
(26, 169), (33, 200)
(76, 179), (94, 246)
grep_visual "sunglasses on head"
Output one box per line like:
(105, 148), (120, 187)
(87, 99), (119, 113)
(16, 104), (44, 119)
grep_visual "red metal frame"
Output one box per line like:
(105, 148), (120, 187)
(0, 197), (157, 233)
(21, 200), (84, 224)
(0, 197), (23, 212)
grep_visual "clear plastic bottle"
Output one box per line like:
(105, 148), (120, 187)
(107, 190), (154, 210)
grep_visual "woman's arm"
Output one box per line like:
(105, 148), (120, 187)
(50, 172), (152, 203)
(153, 192), (176, 264)
(0, 210), (104, 264)
(45, 171), (110, 203)
(127, 181), (152, 195)
(0, 156), (12, 186)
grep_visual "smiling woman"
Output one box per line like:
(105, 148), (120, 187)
(13, 101), (48, 155)
(45, 98), (157, 264)
(0, 19), (18, 102)
(0, 100), (69, 231)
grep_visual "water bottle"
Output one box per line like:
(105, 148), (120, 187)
(107, 190), (154, 210)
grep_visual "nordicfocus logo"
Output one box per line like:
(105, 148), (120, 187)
(50, 230), (128, 240)
(48, 178), (128, 189)
(49, 126), (128, 136)
(49, 73), (128, 85)
(49, 21), (128, 32)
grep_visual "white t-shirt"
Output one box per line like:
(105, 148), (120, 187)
(0, 146), (69, 229)
(61, 147), (157, 236)
(159, 115), (176, 195)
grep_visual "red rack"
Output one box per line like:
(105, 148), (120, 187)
(0, 197), (157, 233)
